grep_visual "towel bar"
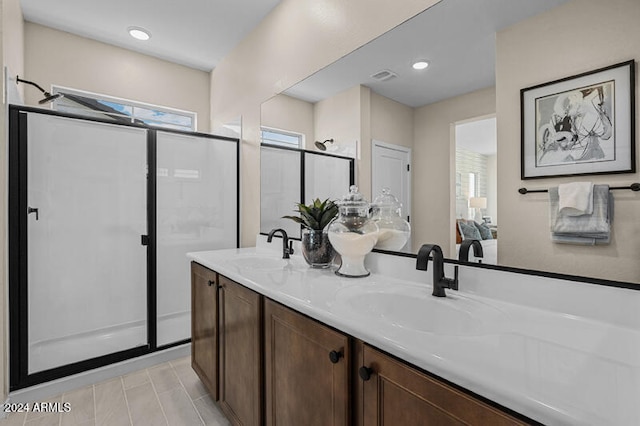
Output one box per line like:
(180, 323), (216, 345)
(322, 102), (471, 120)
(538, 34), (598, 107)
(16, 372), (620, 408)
(518, 183), (640, 194)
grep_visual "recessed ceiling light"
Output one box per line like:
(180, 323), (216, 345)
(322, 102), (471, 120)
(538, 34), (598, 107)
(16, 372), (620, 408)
(412, 61), (429, 70)
(128, 27), (151, 41)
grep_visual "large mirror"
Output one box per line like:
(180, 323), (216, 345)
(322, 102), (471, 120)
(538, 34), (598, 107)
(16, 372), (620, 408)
(261, 0), (640, 285)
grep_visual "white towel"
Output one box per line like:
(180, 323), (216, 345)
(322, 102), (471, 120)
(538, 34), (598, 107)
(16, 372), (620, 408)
(558, 182), (594, 216)
(549, 185), (611, 246)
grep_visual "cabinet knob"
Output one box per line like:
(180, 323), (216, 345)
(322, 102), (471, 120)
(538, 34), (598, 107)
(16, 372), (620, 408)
(359, 366), (373, 381)
(207, 280), (215, 287)
(329, 350), (343, 364)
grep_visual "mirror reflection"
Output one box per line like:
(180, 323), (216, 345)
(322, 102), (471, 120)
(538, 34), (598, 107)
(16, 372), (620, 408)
(454, 116), (497, 264)
(260, 143), (355, 238)
(261, 0), (640, 284)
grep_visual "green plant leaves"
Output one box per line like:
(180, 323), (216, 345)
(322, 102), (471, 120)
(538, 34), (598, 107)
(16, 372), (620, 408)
(282, 198), (338, 230)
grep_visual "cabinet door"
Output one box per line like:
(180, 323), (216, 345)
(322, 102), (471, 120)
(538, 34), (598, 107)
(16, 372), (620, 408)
(265, 299), (350, 426)
(191, 262), (219, 399)
(359, 344), (527, 426)
(218, 275), (262, 426)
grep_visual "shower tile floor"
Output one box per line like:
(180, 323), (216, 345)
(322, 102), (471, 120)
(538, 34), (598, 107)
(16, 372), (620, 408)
(0, 357), (230, 426)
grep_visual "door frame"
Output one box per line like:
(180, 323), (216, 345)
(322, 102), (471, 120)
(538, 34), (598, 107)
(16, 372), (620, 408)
(371, 139), (412, 223)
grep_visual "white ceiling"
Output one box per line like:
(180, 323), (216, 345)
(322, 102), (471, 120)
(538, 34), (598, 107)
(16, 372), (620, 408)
(20, 0), (568, 106)
(20, 0), (282, 71)
(284, 0), (568, 108)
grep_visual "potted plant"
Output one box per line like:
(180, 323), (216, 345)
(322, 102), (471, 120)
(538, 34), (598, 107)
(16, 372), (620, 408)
(283, 198), (338, 268)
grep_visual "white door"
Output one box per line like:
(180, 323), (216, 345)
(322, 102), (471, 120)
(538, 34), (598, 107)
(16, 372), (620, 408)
(371, 140), (411, 223)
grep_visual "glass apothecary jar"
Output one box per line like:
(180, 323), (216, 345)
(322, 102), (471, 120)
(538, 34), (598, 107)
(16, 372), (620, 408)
(370, 187), (411, 251)
(327, 186), (379, 277)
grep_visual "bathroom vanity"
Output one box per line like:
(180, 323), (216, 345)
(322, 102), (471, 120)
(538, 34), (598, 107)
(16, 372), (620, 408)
(188, 241), (640, 425)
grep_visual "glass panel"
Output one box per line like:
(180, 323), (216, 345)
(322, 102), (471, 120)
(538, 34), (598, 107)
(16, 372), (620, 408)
(156, 132), (238, 346)
(55, 93), (131, 123)
(304, 153), (352, 205)
(260, 146), (302, 237)
(99, 100), (133, 116)
(261, 129), (301, 148)
(137, 119), (192, 132)
(53, 88), (196, 132)
(27, 114), (148, 374)
(134, 106), (193, 129)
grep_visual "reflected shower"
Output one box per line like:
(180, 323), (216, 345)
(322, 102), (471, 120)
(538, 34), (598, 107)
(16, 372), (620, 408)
(314, 138), (334, 151)
(16, 76), (64, 104)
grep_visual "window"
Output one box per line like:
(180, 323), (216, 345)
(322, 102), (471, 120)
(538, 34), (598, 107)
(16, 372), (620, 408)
(261, 127), (303, 148)
(52, 87), (196, 132)
(455, 149), (488, 220)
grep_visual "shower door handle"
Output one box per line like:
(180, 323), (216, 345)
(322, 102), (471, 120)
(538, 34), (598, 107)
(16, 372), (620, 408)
(28, 207), (39, 220)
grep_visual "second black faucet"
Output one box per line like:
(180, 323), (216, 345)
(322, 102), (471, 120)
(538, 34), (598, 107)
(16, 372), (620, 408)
(416, 244), (458, 297)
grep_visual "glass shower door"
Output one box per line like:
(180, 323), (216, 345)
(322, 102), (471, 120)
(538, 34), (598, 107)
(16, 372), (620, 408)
(156, 131), (238, 346)
(260, 146), (302, 237)
(26, 113), (149, 374)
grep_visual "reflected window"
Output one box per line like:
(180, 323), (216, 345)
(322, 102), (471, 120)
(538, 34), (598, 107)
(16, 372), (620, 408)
(261, 127), (303, 148)
(52, 87), (196, 132)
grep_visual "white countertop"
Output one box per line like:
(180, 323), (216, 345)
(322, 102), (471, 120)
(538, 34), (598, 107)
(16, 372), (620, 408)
(188, 244), (640, 426)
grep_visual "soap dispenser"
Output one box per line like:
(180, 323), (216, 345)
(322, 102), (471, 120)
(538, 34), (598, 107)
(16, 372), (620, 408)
(370, 187), (411, 251)
(327, 185), (379, 277)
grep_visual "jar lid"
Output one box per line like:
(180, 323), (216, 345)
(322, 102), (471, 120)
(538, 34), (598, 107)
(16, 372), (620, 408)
(371, 187), (401, 210)
(338, 185), (369, 207)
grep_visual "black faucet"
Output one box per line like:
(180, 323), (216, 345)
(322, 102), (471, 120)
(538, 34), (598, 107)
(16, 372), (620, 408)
(267, 228), (294, 259)
(416, 244), (458, 297)
(458, 239), (484, 263)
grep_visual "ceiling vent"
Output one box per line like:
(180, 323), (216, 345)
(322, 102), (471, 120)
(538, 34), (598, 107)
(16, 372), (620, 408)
(370, 69), (397, 82)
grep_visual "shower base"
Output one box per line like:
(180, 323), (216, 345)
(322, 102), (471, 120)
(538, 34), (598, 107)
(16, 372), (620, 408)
(29, 311), (190, 374)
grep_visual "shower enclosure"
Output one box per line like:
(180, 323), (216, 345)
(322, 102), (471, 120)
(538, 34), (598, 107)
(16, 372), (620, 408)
(8, 106), (239, 390)
(260, 143), (355, 238)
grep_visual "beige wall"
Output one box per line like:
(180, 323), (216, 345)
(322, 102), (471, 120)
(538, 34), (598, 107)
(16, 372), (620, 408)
(1, 0), (24, 401)
(210, 0), (441, 246)
(23, 23), (211, 132)
(413, 87), (496, 256)
(496, 0), (640, 283)
(261, 94), (314, 148)
(314, 85), (366, 193)
(315, 85), (362, 151)
(371, 91), (414, 150)
(2, 0), (23, 97)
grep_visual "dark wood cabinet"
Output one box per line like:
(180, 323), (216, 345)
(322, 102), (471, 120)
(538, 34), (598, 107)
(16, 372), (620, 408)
(191, 262), (532, 426)
(218, 275), (262, 426)
(191, 262), (219, 400)
(264, 299), (350, 426)
(357, 343), (528, 426)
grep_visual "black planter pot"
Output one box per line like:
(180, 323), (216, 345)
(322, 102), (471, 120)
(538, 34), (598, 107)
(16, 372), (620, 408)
(301, 229), (336, 268)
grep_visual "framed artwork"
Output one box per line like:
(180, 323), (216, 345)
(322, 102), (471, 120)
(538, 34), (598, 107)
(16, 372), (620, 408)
(521, 60), (635, 179)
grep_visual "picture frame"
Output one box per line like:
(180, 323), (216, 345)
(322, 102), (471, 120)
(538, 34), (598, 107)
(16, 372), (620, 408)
(521, 60), (635, 179)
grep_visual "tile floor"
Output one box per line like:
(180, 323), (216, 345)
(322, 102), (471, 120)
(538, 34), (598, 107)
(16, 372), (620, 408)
(0, 357), (230, 426)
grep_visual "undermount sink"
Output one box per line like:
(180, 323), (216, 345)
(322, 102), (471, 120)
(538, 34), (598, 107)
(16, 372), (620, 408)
(335, 284), (506, 336)
(226, 254), (290, 270)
